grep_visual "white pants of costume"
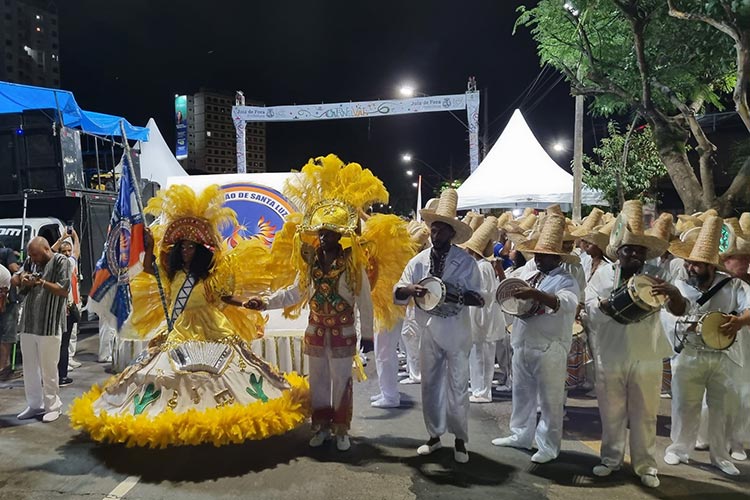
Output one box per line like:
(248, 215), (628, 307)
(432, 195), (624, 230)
(374, 320), (403, 403)
(668, 351), (737, 464)
(98, 314), (116, 361)
(20, 334), (62, 412)
(508, 342), (568, 457)
(400, 314), (421, 382)
(495, 335), (512, 386)
(68, 322), (78, 359)
(420, 333), (470, 442)
(596, 359), (661, 477)
(308, 346), (353, 435)
(469, 341), (496, 399)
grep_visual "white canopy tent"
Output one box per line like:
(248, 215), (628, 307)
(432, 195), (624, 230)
(138, 118), (189, 187)
(456, 109), (606, 211)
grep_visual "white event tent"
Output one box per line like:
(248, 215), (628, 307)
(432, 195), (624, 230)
(457, 109), (606, 211)
(137, 118), (189, 187)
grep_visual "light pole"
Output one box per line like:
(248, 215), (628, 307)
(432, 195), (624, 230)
(401, 153), (449, 182)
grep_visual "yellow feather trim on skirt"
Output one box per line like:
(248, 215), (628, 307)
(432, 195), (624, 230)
(69, 373), (310, 448)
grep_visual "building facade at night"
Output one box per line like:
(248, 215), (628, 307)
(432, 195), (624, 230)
(183, 89), (266, 174)
(0, 0), (60, 88)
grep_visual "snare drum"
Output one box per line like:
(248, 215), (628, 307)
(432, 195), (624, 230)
(496, 278), (540, 318)
(608, 274), (666, 324)
(414, 276), (463, 318)
(697, 311), (736, 350)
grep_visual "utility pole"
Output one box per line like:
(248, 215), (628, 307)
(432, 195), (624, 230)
(482, 88), (489, 160)
(572, 71), (584, 222)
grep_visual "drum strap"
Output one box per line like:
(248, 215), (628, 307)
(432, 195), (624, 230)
(696, 277), (733, 307)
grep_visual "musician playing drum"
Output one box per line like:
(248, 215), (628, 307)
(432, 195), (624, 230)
(663, 215), (750, 477)
(584, 200), (679, 489)
(394, 189), (482, 464)
(491, 213), (580, 465)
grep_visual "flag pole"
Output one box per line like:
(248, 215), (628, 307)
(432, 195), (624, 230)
(416, 175), (423, 222)
(119, 121), (173, 332)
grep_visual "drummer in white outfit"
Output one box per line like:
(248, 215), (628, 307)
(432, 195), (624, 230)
(491, 214), (579, 464)
(460, 217), (504, 403)
(394, 189), (483, 464)
(585, 200), (677, 489)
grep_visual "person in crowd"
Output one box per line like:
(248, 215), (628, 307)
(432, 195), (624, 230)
(395, 188), (483, 464)
(663, 216), (750, 476)
(52, 227), (81, 386)
(491, 214), (579, 464)
(11, 237), (72, 423)
(585, 200), (679, 488)
(0, 243), (21, 380)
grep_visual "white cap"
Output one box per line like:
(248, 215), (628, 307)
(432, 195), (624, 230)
(0, 265), (10, 289)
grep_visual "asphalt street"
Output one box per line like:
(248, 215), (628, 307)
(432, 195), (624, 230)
(0, 333), (748, 500)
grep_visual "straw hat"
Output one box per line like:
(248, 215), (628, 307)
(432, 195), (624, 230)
(461, 216), (499, 258)
(516, 214), (570, 256)
(669, 215), (724, 266)
(496, 212), (512, 229)
(646, 212), (675, 242)
(419, 188), (472, 244)
(424, 198), (439, 211)
(582, 219), (615, 252)
(720, 218), (750, 257)
(740, 212), (750, 234)
(466, 213), (485, 232)
(607, 200), (668, 261)
(407, 219), (430, 251)
(571, 208), (605, 237)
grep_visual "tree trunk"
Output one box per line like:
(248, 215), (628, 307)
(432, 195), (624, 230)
(735, 32), (750, 134)
(648, 118), (705, 213)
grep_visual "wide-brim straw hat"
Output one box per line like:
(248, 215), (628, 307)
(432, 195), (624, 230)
(461, 216), (498, 258)
(740, 212), (750, 234)
(419, 188), (473, 244)
(424, 198), (439, 211)
(646, 212), (676, 242)
(516, 213), (570, 256)
(571, 207), (605, 237)
(466, 213), (485, 232)
(720, 218), (750, 257)
(669, 215), (724, 266)
(496, 212), (512, 230)
(581, 219), (615, 252)
(407, 220), (431, 251)
(606, 200), (668, 261)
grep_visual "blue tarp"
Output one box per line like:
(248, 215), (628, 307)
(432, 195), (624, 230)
(0, 81), (149, 141)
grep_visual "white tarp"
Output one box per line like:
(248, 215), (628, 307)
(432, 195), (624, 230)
(457, 109), (606, 210)
(138, 118), (189, 188)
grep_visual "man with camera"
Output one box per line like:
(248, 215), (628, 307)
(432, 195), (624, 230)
(11, 237), (72, 423)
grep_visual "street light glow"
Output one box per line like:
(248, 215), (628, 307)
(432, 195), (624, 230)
(412, 182), (419, 188)
(552, 142), (566, 152)
(401, 153), (413, 163)
(406, 169), (414, 176)
(399, 84), (416, 97)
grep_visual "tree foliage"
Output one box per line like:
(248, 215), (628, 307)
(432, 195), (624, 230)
(583, 122), (668, 209)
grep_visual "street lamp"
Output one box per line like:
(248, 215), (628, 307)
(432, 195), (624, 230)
(399, 84), (417, 97)
(412, 182), (419, 188)
(405, 169), (414, 176)
(552, 142), (566, 153)
(400, 152), (449, 181)
(401, 153), (413, 163)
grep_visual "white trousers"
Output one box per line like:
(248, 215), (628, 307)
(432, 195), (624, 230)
(420, 332), (470, 442)
(596, 359), (661, 477)
(400, 313), (421, 381)
(20, 333), (62, 412)
(667, 351), (736, 465)
(508, 342), (568, 457)
(68, 322), (78, 358)
(308, 349), (353, 435)
(374, 320), (403, 403)
(98, 314), (117, 361)
(469, 341), (496, 399)
(495, 335), (512, 386)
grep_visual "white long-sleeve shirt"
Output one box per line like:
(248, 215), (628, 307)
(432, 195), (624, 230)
(669, 272), (748, 366)
(468, 258), (505, 344)
(509, 265), (579, 350)
(585, 263), (673, 364)
(394, 245), (481, 353)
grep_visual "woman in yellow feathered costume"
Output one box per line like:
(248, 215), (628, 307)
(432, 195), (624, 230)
(69, 185), (309, 448)
(245, 154), (417, 453)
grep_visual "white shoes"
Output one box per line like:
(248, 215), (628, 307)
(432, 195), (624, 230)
(309, 429), (331, 447)
(663, 452), (688, 465)
(68, 358), (81, 369)
(640, 473), (660, 488)
(336, 435), (351, 452)
(371, 398), (400, 408)
(370, 393), (383, 402)
(491, 436), (531, 450)
(17, 407), (44, 420)
(715, 459), (740, 476)
(592, 464), (618, 477)
(417, 439), (442, 456)
(399, 377), (420, 385)
(531, 450), (557, 464)
(454, 449), (469, 463)
(469, 395), (492, 403)
(731, 449), (747, 461)
(694, 441), (709, 451)
(42, 410), (61, 423)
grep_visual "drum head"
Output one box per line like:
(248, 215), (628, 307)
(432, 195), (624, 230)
(630, 275), (666, 308)
(496, 278), (533, 315)
(416, 277), (444, 311)
(572, 321), (584, 336)
(700, 311), (734, 350)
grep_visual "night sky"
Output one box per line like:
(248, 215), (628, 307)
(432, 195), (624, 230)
(59, 0), (585, 211)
